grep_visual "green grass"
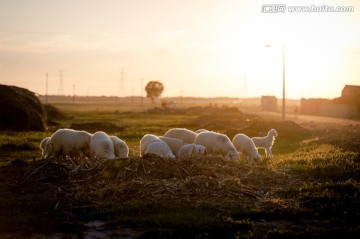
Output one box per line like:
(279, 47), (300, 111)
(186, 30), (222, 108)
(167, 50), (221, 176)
(269, 139), (360, 181)
(0, 105), (360, 238)
(0, 131), (49, 165)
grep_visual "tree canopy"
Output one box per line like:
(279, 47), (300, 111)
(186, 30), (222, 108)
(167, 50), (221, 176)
(145, 81), (164, 103)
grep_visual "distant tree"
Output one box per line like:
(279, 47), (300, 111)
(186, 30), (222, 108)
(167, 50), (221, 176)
(145, 81), (164, 104)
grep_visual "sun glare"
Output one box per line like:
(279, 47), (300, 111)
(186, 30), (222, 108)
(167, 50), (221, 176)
(212, 3), (357, 98)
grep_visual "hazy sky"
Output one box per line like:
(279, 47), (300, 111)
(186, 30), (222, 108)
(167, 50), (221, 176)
(1, 0), (359, 98)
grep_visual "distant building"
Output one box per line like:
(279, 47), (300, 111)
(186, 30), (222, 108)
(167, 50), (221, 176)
(261, 96), (277, 112)
(320, 103), (359, 119)
(300, 98), (329, 115)
(300, 84), (360, 119)
(161, 100), (176, 109)
(342, 85), (360, 97)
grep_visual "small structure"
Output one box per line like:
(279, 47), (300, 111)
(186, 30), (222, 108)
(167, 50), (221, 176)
(342, 85), (360, 97)
(261, 96), (277, 112)
(300, 84), (360, 119)
(300, 98), (329, 115)
(321, 103), (359, 119)
(161, 100), (177, 109)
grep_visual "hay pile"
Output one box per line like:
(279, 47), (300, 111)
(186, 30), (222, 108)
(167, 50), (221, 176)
(0, 84), (46, 131)
(19, 156), (296, 210)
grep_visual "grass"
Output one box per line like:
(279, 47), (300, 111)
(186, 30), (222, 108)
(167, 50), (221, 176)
(270, 139), (360, 181)
(0, 104), (359, 238)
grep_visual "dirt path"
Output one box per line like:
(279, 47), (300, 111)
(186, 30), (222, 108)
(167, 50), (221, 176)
(243, 109), (360, 127)
(242, 109), (360, 152)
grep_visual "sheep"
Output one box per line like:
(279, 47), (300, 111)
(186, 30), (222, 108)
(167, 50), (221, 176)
(144, 141), (176, 159)
(193, 131), (239, 160)
(140, 134), (175, 159)
(39, 137), (50, 159)
(90, 131), (115, 160)
(251, 129), (278, 158)
(164, 128), (197, 144)
(178, 143), (207, 159)
(159, 136), (184, 158)
(232, 133), (261, 163)
(110, 136), (129, 158)
(140, 134), (162, 157)
(195, 129), (209, 134)
(46, 129), (92, 160)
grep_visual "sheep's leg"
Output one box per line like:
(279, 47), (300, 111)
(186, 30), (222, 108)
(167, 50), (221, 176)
(242, 154), (249, 164)
(190, 147), (196, 158)
(266, 148), (272, 158)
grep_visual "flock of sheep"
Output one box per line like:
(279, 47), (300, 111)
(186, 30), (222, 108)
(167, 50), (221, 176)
(40, 128), (278, 163)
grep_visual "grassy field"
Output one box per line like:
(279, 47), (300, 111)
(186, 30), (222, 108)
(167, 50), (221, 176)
(0, 102), (359, 238)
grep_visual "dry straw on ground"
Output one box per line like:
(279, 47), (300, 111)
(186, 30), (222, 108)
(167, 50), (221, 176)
(18, 156), (300, 211)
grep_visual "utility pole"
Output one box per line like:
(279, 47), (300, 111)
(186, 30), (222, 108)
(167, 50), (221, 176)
(180, 89), (183, 105)
(119, 67), (124, 98)
(45, 72), (48, 104)
(243, 71), (247, 100)
(282, 43), (286, 121)
(131, 86), (134, 105)
(58, 70), (64, 96)
(72, 84), (75, 104)
(141, 78), (144, 109)
(265, 44), (286, 121)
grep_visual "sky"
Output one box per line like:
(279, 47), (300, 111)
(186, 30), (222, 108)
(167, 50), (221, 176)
(0, 0), (359, 99)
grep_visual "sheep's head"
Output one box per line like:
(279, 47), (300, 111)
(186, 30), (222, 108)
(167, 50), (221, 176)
(145, 142), (175, 159)
(253, 152), (262, 163)
(226, 149), (239, 161)
(268, 129), (278, 137)
(196, 145), (207, 155)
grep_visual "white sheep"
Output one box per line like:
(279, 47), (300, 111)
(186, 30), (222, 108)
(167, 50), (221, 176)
(46, 129), (92, 160)
(140, 134), (175, 159)
(193, 131), (239, 160)
(139, 134), (162, 157)
(178, 143), (207, 159)
(159, 136), (184, 158)
(251, 129), (278, 158)
(164, 128), (197, 144)
(194, 129), (209, 134)
(39, 137), (50, 159)
(232, 133), (261, 163)
(90, 131), (116, 160)
(110, 136), (129, 158)
(144, 141), (176, 159)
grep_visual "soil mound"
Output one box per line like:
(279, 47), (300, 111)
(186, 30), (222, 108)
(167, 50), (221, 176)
(224, 120), (311, 140)
(186, 107), (258, 132)
(184, 107), (309, 140)
(0, 85), (45, 131)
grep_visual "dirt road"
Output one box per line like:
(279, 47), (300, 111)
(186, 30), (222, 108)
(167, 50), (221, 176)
(243, 109), (360, 127)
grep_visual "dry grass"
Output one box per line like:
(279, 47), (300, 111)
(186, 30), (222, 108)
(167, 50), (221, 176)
(17, 155), (299, 214)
